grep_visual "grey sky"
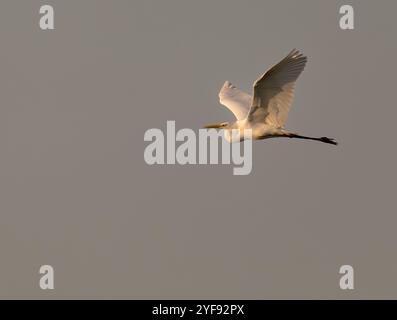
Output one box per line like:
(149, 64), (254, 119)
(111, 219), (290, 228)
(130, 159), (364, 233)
(0, 0), (396, 299)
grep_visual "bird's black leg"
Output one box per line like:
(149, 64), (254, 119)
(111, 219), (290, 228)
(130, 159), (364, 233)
(288, 134), (338, 145)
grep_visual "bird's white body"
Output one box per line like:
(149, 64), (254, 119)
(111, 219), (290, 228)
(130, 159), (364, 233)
(206, 49), (337, 146)
(223, 120), (284, 143)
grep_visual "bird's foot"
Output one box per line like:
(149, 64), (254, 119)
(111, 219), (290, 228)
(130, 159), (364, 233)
(320, 137), (338, 145)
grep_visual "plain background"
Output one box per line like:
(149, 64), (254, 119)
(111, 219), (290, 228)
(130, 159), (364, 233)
(0, 0), (396, 299)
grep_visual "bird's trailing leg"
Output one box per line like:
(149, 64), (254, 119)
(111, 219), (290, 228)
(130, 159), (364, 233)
(285, 133), (338, 145)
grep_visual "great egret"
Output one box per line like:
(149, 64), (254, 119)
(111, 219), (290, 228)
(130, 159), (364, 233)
(205, 49), (337, 145)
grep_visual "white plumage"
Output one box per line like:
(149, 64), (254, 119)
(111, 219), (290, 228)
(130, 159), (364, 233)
(205, 49), (337, 145)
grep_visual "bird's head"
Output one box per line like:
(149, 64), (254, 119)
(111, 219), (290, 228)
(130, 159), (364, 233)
(203, 122), (230, 129)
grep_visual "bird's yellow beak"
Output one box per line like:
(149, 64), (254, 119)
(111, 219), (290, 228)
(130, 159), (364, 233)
(204, 123), (226, 129)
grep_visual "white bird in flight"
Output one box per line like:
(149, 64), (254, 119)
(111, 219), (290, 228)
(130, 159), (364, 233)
(205, 49), (337, 145)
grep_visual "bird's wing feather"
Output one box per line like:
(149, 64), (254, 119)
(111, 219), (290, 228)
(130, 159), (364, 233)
(218, 81), (252, 120)
(248, 49), (307, 127)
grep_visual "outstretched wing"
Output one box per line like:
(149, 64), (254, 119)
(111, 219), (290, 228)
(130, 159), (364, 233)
(248, 49), (307, 127)
(218, 81), (252, 120)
